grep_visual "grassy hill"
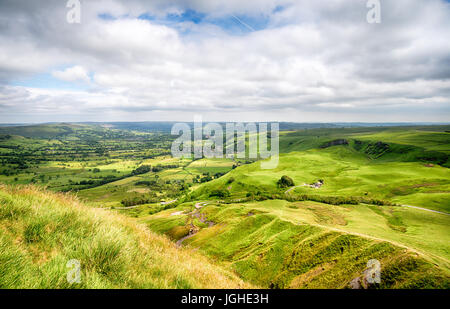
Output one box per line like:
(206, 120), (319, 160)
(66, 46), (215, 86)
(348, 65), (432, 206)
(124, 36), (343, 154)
(0, 185), (250, 288)
(191, 145), (450, 213)
(0, 124), (448, 289)
(0, 124), (89, 139)
(135, 126), (449, 288)
(280, 126), (450, 167)
(141, 200), (449, 289)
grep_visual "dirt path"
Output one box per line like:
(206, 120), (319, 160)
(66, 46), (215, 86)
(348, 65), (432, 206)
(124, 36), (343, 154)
(176, 202), (214, 247)
(297, 221), (450, 267)
(400, 204), (449, 216)
(161, 199), (178, 205)
(285, 185), (303, 194)
(176, 233), (196, 247)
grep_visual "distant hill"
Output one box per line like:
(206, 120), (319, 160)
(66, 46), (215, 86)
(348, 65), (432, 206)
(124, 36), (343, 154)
(1, 122), (448, 134)
(280, 125), (450, 167)
(0, 124), (88, 139)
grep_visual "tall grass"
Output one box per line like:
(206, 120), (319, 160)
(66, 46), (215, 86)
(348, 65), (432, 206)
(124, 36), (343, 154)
(0, 185), (251, 289)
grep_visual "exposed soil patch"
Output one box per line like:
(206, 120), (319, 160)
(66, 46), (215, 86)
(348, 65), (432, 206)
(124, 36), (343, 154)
(175, 225), (199, 247)
(175, 202), (215, 247)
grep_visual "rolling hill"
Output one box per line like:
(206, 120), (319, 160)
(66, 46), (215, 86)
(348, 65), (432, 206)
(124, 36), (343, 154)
(141, 200), (449, 289)
(0, 185), (250, 288)
(0, 123), (448, 289)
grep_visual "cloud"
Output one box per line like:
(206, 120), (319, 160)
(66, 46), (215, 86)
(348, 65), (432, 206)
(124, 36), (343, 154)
(0, 0), (449, 122)
(52, 66), (90, 83)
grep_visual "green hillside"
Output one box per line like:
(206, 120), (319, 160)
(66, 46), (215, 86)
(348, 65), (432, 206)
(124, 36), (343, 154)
(280, 126), (450, 167)
(136, 125), (450, 288)
(141, 200), (449, 288)
(0, 185), (250, 288)
(0, 124), (90, 139)
(191, 146), (450, 212)
(0, 124), (448, 289)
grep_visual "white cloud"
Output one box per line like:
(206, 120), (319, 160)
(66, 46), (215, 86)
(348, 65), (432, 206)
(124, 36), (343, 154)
(0, 0), (449, 122)
(52, 66), (90, 83)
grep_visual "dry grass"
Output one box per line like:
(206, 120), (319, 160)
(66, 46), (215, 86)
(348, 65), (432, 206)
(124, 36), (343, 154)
(0, 185), (253, 289)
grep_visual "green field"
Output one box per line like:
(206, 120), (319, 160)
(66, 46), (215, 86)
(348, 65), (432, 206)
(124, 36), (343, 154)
(0, 123), (449, 289)
(141, 200), (449, 288)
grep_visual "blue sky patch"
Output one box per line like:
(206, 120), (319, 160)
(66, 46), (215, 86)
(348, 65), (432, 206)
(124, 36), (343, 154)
(133, 9), (270, 35)
(98, 13), (117, 21)
(166, 9), (206, 24)
(11, 72), (89, 91)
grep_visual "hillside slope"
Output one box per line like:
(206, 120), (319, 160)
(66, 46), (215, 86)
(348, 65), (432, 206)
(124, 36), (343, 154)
(192, 146), (450, 212)
(0, 185), (250, 289)
(279, 126), (450, 167)
(142, 201), (450, 289)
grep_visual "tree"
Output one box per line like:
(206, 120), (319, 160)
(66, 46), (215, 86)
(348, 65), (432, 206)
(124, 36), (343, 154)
(209, 189), (230, 198)
(227, 177), (235, 184)
(277, 175), (295, 188)
(132, 165), (151, 175)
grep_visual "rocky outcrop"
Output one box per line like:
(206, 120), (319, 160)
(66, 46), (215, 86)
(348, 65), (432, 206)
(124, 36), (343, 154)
(320, 139), (349, 148)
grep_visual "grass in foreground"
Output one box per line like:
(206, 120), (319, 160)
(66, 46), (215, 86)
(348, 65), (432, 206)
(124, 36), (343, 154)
(0, 185), (251, 289)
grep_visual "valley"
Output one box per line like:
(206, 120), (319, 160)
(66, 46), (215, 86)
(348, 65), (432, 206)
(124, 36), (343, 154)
(0, 123), (449, 289)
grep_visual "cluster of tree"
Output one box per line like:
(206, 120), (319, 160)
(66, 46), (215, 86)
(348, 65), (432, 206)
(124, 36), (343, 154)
(135, 180), (157, 186)
(131, 165), (152, 175)
(209, 189), (230, 198)
(151, 164), (179, 173)
(0, 169), (16, 176)
(232, 189), (393, 207)
(285, 194), (392, 206)
(277, 175), (295, 188)
(66, 175), (119, 189)
(121, 193), (159, 207)
(193, 172), (227, 184)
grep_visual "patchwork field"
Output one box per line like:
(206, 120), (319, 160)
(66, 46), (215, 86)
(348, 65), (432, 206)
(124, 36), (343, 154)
(0, 123), (449, 289)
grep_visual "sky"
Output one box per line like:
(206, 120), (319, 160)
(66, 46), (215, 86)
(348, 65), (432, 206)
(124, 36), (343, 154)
(0, 0), (449, 123)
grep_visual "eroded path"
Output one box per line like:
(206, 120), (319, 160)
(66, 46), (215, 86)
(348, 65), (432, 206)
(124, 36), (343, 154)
(176, 202), (214, 247)
(285, 185), (303, 194)
(401, 204), (449, 216)
(296, 221), (450, 268)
